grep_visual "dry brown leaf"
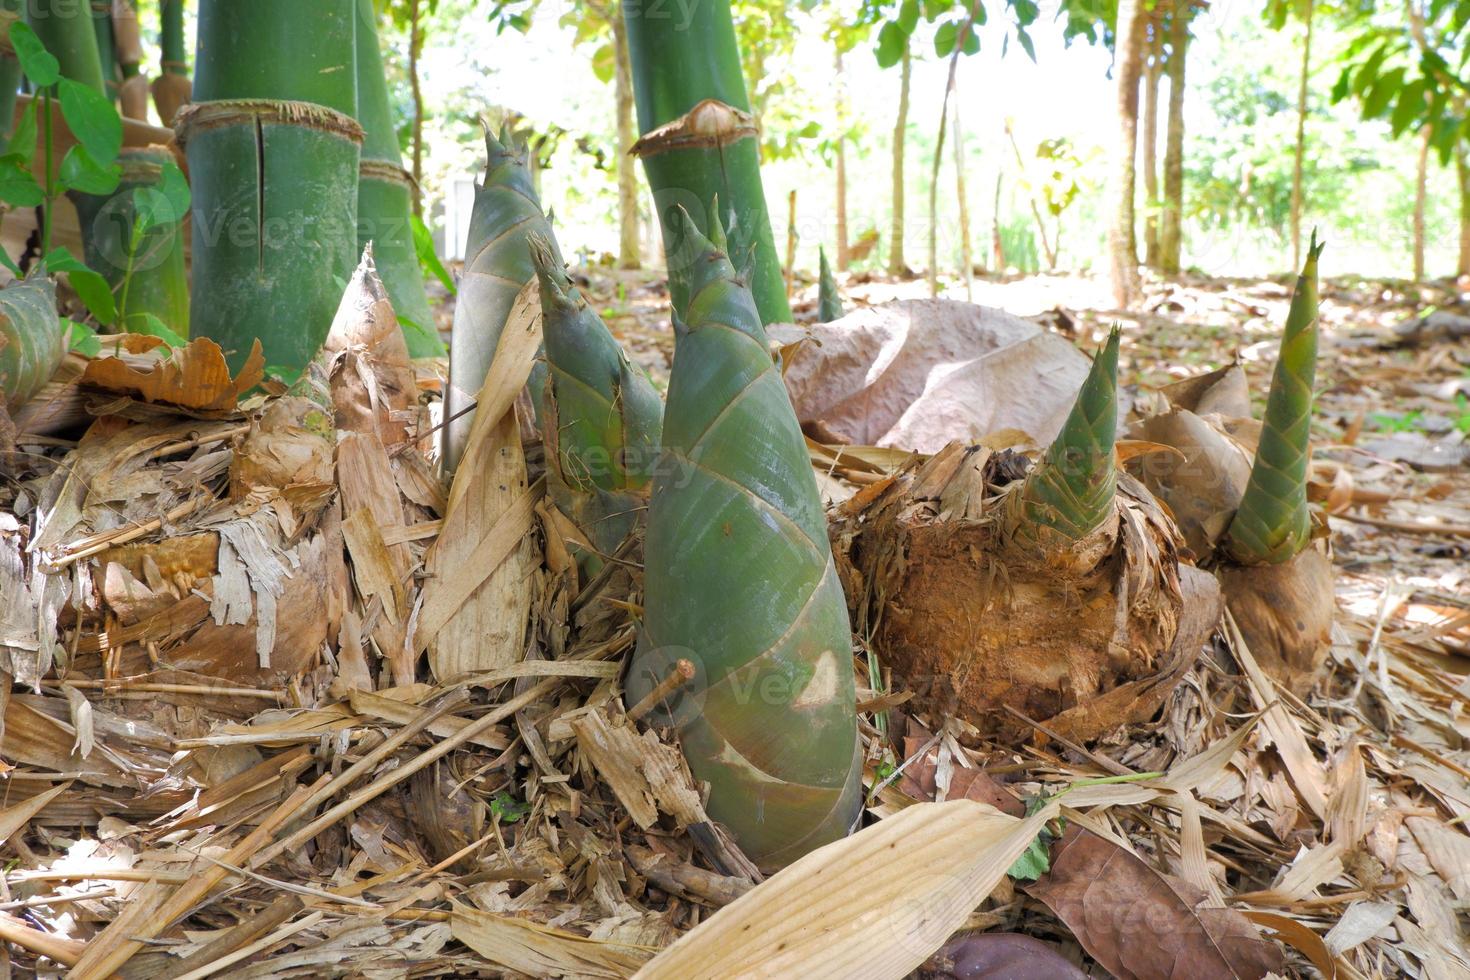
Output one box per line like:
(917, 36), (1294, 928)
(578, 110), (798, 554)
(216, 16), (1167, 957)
(80, 337), (265, 412)
(0, 780), (70, 845)
(636, 799), (1060, 979)
(1026, 826), (1285, 980)
(451, 903), (652, 978)
(924, 933), (1087, 979)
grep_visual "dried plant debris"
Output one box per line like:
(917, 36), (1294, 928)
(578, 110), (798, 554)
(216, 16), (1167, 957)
(0, 261), (1463, 980)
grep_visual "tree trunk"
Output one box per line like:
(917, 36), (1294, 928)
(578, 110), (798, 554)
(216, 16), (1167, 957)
(834, 48), (849, 270)
(952, 93), (973, 298)
(409, 0), (425, 217)
(612, 11), (641, 269)
(1142, 13), (1161, 269)
(927, 21), (971, 298)
(888, 46), (910, 276)
(1289, 0), (1314, 271)
(1160, 4), (1189, 276)
(991, 172), (1004, 270)
(1413, 127), (1428, 281)
(1458, 141), (1470, 277)
(784, 188), (797, 299)
(1108, 0), (1147, 308)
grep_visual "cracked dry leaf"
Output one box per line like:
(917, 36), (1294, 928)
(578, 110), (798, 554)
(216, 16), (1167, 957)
(80, 336), (265, 412)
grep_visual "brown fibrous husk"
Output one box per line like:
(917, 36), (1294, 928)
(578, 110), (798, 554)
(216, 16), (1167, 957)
(150, 71), (191, 128)
(1217, 541), (1335, 697)
(831, 442), (1221, 741)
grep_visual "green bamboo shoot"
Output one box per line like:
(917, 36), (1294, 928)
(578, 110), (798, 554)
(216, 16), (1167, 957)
(627, 210), (860, 870)
(149, 0), (189, 124)
(442, 126), (562, 472)
(181, 0), (361, 376)
(1224, 235), (1324, 566)
(529, 235), (662, 572)
(1011, 326), (1121, 547)
(623, 0), (790, 324)
(354, 0), (441, 358)
(70, 146), (189, 337)
(817, 246), (843, 322)
(0, 276), (62, 410)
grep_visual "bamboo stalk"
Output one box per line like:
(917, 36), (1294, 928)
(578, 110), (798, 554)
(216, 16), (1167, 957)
(624, 0), (790, 323)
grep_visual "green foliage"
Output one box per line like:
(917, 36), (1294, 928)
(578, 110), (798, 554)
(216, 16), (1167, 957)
(1330, 0), (1469, 160)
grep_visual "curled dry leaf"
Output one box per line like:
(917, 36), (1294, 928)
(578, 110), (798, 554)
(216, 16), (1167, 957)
(80, 336), (266, 413)
(1025, 826), (1285, 980)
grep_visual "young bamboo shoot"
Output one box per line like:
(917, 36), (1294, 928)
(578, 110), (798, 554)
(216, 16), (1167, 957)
(1224, 234), (1323, 566)
(442, 126), (563, 472)
(817, 246), (843, 323)
(628, 210), (860, 870)
(530, 236), (662, 572)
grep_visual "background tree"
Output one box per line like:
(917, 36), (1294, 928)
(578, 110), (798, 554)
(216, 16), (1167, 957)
(1159, 0), (1190, 274)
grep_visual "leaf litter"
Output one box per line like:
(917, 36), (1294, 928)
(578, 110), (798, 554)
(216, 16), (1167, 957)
(0, 258), (1462, 977)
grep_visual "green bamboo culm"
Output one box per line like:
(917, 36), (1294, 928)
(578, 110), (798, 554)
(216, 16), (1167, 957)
(353, 0), (441, 358)
(1224, 233), (1325, 566)
(180, 0), (362, 376)
(817, 246), (843, 322)
(0, 276), (62, 410)
(0, 1), (23, 150)
(623, 0), (791, 325)
(110, 0), (149, 121)
(26, 0), (106, 93)
(442, 125), (563, 473)
(89, 1), (116, 99)
(529, 235), (662, 573)
(70, 147), (189, 337)
(150, 0), (190, 124)
(627, 209), (860, 871)
(1015, 326), (1121, 543)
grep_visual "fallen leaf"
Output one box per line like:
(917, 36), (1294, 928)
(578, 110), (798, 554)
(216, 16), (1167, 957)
(80, 336), (265, 412)
(1026, 827), (1284, 980)
(923, 932), (1087, 979)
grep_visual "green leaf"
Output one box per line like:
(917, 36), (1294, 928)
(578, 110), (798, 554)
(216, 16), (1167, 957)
(7, 101), (37, 165)
(0, 157), (44, 207)
(1364, 66), (1406, 118)
(897, 0), (919, 34)
(65, 267), (116, 325)
(58, 144), (121, 196)
(412, 213), (455, 296)
(876, 20), (906, 68)
(41, 245), (85, 273)
(58, 78), (123, 164)
(126, 312), (186, 347)
(961, 22), (980, 54)
(1390, 79), (1426, 136)
(1017, 27), (1036, 61)
(66, 318), (100, 357)
(591, 42), (615, 84)
(9, 22), (59, 87)
(1007, 796), (1060, 881)
(934, 20), (958, 56)
(158, 159), (190, 218)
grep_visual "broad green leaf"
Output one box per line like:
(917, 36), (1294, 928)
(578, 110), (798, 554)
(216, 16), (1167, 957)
(58, 144), (121, 196)
(1390, 79), (1426, 136)
(7, 101), (37, 164)
(158, 159), (190, 217)
(41, 245), (86, 273)
(127, 312), (186, 347)
(961, 22), (980, 54)
(58, 78), (123, 164)
(1017, 27), (1036, 61)
(875, 20), (906, 68)
(1364, 66), (1406, 118)
(65, 266), (116, 325)
(0, 157), (44, 207)
(934, 19), (958, 56)
(897, 0), (919, 34)
(132, 186), (173, 235)
(66, 318), (100, 356)
(412, 213), (456, 295)
(591, 42), (615, 84)
(9, 22), (58, 87)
